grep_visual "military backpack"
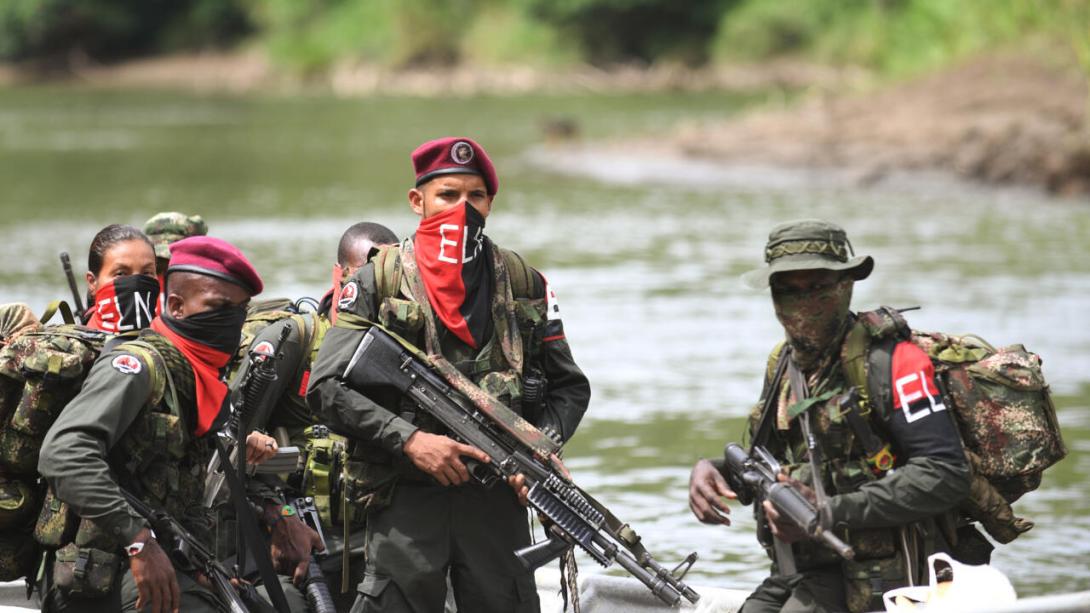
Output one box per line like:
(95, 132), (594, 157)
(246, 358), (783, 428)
(841, 307), (1066, 544)
(0, 304), (116, 581)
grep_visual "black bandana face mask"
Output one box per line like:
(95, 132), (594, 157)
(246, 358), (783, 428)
(163, 304), (248, 355)
(88, 274), (160, 333)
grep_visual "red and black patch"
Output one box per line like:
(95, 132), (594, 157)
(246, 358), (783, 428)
(111, 354), (143, 375)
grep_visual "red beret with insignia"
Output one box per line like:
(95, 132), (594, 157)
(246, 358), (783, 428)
(167, 236), (264, 295)
(412, 137), (498, 196)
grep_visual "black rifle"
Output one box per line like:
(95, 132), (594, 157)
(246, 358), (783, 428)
(204, 325), (293, 612)
(59, 252), (86, 321)
(120, 488), (276, 613)
(342, 326), (700, 606)
(722, 443), (854, 560)
(294, 495), (336, 613)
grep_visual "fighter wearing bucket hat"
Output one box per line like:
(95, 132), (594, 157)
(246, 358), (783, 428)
(689, 220), (972, 613)
(39, 236), (318, 613)
(308, 137), (591, 612)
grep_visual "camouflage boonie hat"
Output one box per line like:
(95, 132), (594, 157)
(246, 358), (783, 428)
(742, 219), (873, 289)
(142, 212), (207, 260)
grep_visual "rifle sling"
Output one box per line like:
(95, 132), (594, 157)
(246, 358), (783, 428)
(751, 348), (790, 452)
(214, 436), (291, 613)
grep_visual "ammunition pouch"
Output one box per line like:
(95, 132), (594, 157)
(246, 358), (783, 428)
(342, 456), (399, 519)
(51, 543), (121, 598)
(842, 552), (908, 613)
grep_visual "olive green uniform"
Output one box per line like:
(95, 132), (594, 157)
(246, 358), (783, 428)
(307, 244), (591, 613)
(38, 331), (224, 612)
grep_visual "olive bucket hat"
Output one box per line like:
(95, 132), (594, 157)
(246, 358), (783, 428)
(741, 219), (873, 289)
(142, 211), (208, 260)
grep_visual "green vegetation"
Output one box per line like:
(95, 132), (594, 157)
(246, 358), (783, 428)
(713, 0), (1090, 77)
(1, 0), (1087, 77)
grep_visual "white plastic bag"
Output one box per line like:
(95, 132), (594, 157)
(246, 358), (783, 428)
(883, 553), (1016, 611)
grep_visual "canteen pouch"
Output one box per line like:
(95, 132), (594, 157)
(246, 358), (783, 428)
(52, 543), (121, 598)
(843, 553), (908, 613)
(342, 458), (398, 519)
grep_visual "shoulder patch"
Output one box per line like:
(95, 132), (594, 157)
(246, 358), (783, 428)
(544, 277), (562, 322)
(111, 354), (143, 375)
(252, 340), (275, 357)
(338, 281), (359, 311)
(891, 341), (945, 422)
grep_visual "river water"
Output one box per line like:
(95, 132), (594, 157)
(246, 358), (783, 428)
(0, 87), (1087, 598)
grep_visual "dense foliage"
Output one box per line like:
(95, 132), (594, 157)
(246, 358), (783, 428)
(1, 0), (1086, 76)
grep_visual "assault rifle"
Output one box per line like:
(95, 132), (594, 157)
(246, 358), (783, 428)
(204, 324), (293, 612)
(204, 325), (295, 507)
(294, 495), (336, 613)
(59, 252), (86, 322)
(342, 326), (701, 606)
(120, 488), (276, 613)
(722, 443), (854, 565)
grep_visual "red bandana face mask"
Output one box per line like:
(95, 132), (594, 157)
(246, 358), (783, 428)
(413, 203), (492, 348)
(86, 275), (160, 334)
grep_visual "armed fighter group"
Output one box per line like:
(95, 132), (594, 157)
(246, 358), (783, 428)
(0, 136), (1064, 613)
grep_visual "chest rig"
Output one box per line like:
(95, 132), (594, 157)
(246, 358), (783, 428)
(370, 239), (550, 430)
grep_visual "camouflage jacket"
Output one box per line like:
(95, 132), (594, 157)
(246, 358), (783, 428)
(306, 239), (591, 480)
(745, 314), (971, 568)
(38, 330), (211, 549)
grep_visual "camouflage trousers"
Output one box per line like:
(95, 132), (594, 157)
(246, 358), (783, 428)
(351, 482), (539, 613)
(42, 565), (223, 613)
(739, 565), (847, 613)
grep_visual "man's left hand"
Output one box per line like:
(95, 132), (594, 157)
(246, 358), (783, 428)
(507, 454), (568, 506)
(245, 432), (278, 465)
(267, 505), (325, 586)
(762, 472), (817, 544)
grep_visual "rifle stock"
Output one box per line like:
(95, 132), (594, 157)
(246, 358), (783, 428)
(342, 326), (701, 606)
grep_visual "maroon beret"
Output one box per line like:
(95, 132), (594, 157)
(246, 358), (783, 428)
(412, 137), (498, 196)
(167, 236), (263, 295)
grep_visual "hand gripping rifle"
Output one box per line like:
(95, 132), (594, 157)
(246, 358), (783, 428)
(120, 488), (276, 613)
(722, 443), (854, 563)
(342, 326), (701, 606)
(294, 495), (336, 613)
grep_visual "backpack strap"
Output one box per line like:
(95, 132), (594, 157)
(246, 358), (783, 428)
(117, 340), (176, 415)
(39, 300), (76, 325)
(498, 248), (538, 300)
(839, 307), (911, 473)
(372, 243), (404, 302)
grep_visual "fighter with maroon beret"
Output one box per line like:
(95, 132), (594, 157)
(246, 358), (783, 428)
(39, 235), (321, 613)
(308, 136), (591, 612)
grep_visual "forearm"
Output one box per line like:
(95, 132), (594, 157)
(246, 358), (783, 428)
(828, 456), (970, 529)
(308, 377), (417, 454)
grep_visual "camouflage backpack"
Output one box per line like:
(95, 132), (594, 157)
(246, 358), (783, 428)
(0, 313), (111, 581)
(842, 307), (1066, 544)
